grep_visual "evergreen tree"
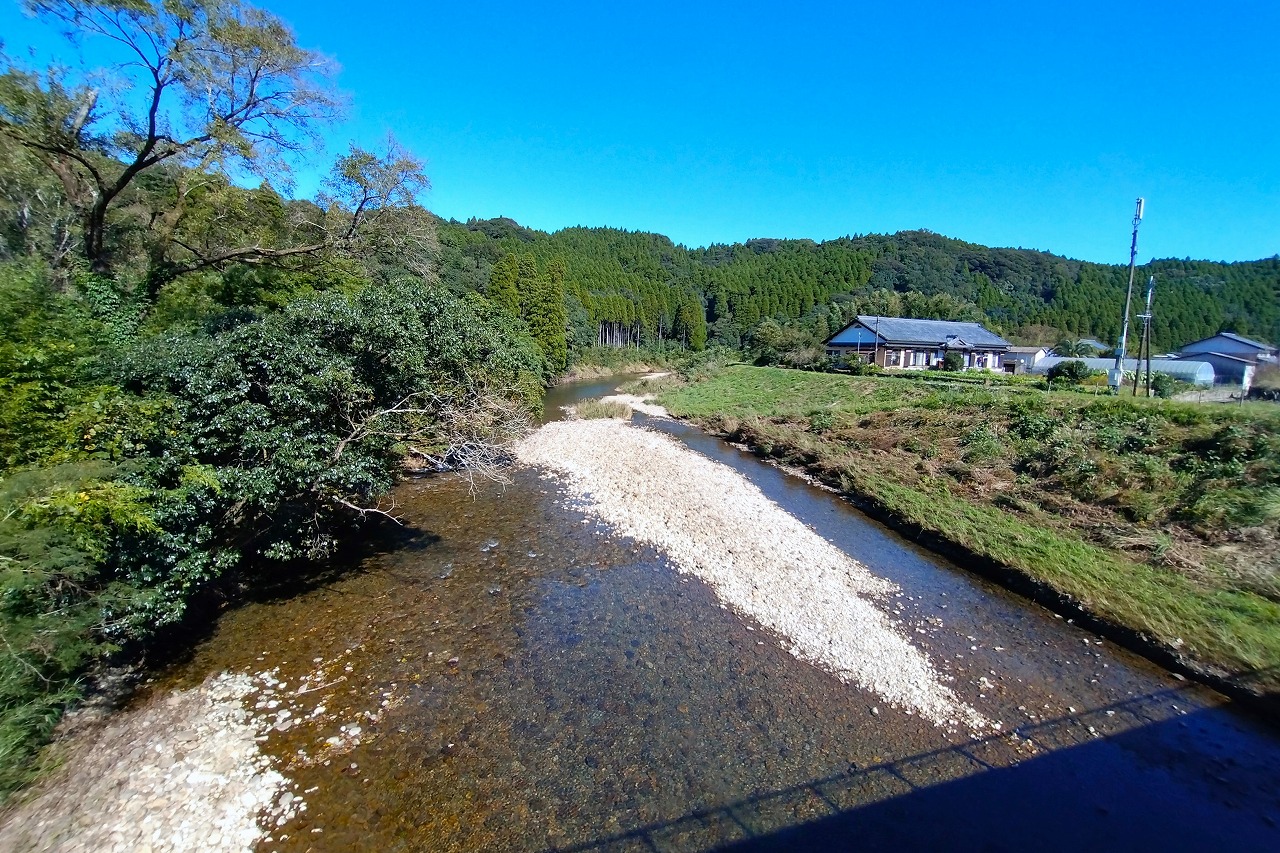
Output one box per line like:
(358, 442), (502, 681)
(487, 253), (520, 316)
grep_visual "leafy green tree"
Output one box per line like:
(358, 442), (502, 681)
(1, 2), (434, 299)
(1, 0), (339, 275)
(941, 351), (964, 371)
(676, 294), (707, 351)
(1053, 338), (1092, 357)
(516, 257), (567, 375)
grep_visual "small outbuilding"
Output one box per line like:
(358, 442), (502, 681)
(825, 316), (1011, 371)
(1178, 332), (1278, 363)
(1005, 346), (1049, 373)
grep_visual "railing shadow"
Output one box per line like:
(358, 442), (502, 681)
(549, 686), (1280, 853)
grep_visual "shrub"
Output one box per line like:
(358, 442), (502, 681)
(779, 346), (830, 372)
(941, 351), (964, 371)
(961, 425), (1003, 462)
(1046, 360), (1096, 384)
(808, 409), (836, 433)
(1151, 372), (1180, 398)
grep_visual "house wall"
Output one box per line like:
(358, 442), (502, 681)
(1007, 350), (1045, 369)
(878, 347), (1003, 371)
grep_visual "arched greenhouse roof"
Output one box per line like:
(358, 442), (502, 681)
(1031, 357), (1215, 386)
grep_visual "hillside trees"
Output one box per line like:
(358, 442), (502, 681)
(444, 220), (1279, 356)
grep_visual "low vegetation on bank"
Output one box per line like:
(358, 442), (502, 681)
(574, 399), (634, 420)
(556, 346), (669, 384)
(657, 366), (1280, 696)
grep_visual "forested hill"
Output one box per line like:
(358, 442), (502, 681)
(434, 217), (1279, 354)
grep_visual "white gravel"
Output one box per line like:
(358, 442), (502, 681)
(0, 673), (295, 853)
(517, 418), (990, 731)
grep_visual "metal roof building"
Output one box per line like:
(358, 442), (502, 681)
(825, 316), (1011, 371)
(827, 316), (1011, 350)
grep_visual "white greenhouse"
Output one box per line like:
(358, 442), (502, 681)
(1031, 357), (1215, 387)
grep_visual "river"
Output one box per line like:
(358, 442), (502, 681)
(153, 376), (1280, 851)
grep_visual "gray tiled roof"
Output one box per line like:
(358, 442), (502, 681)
(855, 316), (1011, 348)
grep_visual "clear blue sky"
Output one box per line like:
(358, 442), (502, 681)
(3, 1), (1278, 263)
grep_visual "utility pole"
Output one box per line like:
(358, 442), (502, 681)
(1132, 274), (1155, 396)
(874, 315), (881, 368)
(1113, 198), (1145, 391)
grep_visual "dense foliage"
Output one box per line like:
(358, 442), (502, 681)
(0, 0), (543, 796)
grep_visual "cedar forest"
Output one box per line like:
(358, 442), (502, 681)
(0, 0), (1277, 796)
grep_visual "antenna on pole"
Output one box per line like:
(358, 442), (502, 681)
(1113, 198), (1145, 391)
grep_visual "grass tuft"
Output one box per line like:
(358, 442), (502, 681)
(574, 399), (633, 420)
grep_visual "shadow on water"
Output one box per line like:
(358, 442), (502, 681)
(554, 696), (1280, 853)
(142, 489), (447, 674)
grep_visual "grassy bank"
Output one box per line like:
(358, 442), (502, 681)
(558, 346), (671, 384)
(656, 366), (1280, 697)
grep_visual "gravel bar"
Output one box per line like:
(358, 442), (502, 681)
(0, 673), (295, 853)
(517, 418), (991, 731)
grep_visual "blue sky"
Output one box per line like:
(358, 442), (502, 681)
(3, 1), (1278, 263)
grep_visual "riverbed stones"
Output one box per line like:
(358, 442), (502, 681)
(0, 672), (298, 852)
(516, 417), (990, 730)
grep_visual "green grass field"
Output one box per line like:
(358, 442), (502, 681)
(657, 365), (1280, 694)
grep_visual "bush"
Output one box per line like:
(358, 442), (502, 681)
(808, 409), (836, 433)
(1046, 359), (1096, 384)
(941, 351), (964, 371)
(0, 276), (546, 798)
(961, 425), (1003, 462)
(1151, 372), (1179, 398)
(832, 356), (880, 376)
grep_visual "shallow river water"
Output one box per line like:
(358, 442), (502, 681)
(160, 377), (1280, 852)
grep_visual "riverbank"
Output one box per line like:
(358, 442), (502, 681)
(652, 366), (1280, 704)
(4, 374), (1279, 851)
(556, 357), (666, 384)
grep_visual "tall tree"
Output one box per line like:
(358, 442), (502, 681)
(486, 252), (520, 316)
(0, 1), (433, 290)
(515, 255), (567, 375)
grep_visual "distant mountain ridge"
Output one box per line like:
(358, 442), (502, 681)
(432, 216), (1279, 353)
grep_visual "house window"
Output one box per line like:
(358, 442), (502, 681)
(885, 350), (901, 366)
(911, 351), (928, 367)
